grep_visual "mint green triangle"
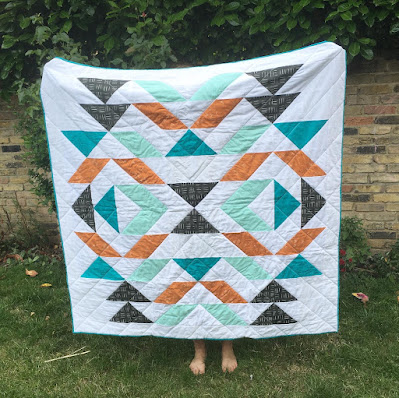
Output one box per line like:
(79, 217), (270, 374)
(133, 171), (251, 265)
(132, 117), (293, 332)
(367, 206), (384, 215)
(276, 255), (322, 279)
(201, 304), (246, 325)
(81, 257), (124, 280)
(128, 259), (170, 282)
(224, 257), (271, 280)
(156, 305), (197, 326)
(274, 120), (327, 149)
(117, 185), (167, 235)
(190, 73), (242, 101)
(95, 186), (119, 232)
(135, 80), (186, 102)
(174, 258), (220, 281)
(166, 130), (216, 157)
(222, 180), (272, 231)
(62, 130), (107, 156)
(274, 181), (300, 229)
(220, 125), (270, 154)
(111, 131), (161, 158)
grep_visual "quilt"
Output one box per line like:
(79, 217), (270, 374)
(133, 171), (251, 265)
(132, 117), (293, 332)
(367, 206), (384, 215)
(41, 41), (346, 340)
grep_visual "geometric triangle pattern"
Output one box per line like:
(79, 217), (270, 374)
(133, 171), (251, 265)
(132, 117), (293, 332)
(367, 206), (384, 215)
(43, 42), (345, 339)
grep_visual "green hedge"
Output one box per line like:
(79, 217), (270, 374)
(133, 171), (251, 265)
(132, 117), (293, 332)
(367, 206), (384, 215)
(1, 0), (398, 209)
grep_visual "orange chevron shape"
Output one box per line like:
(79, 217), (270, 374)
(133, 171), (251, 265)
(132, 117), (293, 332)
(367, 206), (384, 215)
(154, 282), (196, 304)
(124, 234), (168, 258)
(223, 232), (272, 256)
(200, 281), (247, 303)
(221, 152), (271, 181)
(276, 228), (326, 255)
(134, 103), (187, 130)
(75, 232), (121, 257)
(191, 98), (242, 128)
(274, 150), (326, 177)
(114, 158), (164, 184)
(69, 158), (110, 183)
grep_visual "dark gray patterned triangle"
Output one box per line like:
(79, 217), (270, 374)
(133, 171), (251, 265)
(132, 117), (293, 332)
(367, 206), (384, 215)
(248, 64), (302, 94)
(107, 281), (150, 302)
(301, 179), (326, 228)
(78, 78), (129, 103)
(246, 93), (299, 123)
(168, 182), (218, 207)
(172, 209), (219, 234)
(251, 280), (297, 303)
(110, 302), (152, 323)
(72, 185), (95, 231)
(80, 104), (130, 130)
(251, 303), (297, 325)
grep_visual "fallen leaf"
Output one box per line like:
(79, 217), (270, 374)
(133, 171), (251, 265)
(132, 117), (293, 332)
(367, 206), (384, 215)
(2, 253), (23, 262)
(26, 269), (38, 277)
(45, 315), (50, 321)
(30, 312), (35, 316)
(352, 292), (369, 305)
(40, 283), (52, 288)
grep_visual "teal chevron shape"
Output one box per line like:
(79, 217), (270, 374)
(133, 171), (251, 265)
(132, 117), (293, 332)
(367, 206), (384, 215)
(156, 304), (197, 326)
(274, 181), (300, 229)
(95, 186), (119, 232)
(274, 120), (327, 149)
(221, 180), (273, 231)
(190, 73), (242, 101)
(276, 255), (322, 279)
(135, 80), (186, 102)
(201, 304), (247, 325)
(111, 131), (162, 158)
(166, 130), (216, 157)
(224, 257), (271, 280)
(62, 130), (107, 156)
(117, 185), (167, 235)
(81, 257), (124, 280)
(174, 257), (221, 280)
(128, 259), (170, 282)
(220, 125), (271, 154)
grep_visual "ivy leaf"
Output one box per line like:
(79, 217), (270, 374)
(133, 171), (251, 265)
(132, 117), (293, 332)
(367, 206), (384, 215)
(1, 35), (17, 49)
(19, 17), (31, 29)
(287, 19), (297, 30)
(340, 11), (352, 21)
(226, 2), (240, 11)
(104, 36), (116, 52)
(348, 42), (360, 56)
(361, 47), (373, 60)
(390, 22), (399, 34)
(62, 20), (72, 33)
(35, 26), (51, 44)
(346, 21), (356, 33)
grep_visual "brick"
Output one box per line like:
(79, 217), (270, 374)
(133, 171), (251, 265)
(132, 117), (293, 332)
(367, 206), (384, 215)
(368, 239), (390, 250)
(10, 176), (29, 183)
(394, 84), (399, 93)
(5, 162), (23, 169)
(388, 164), (399, 173)
(386, 204), (399, 212)
(354, 164), (386, 173)
(9, 136), (24, 144)
(364, 222), (384, 230)
(355, 203), (384, 212)
(3, 184), (23, 191)
(358, 85), (392, 95)
(388, 146), (399, 154)
(364, 105), (396, 115)
(344, 116), (374, 126)
(342, 164), (355, 173)
(374, 73), (399, 83)
(343, 154), (374, 164)
(341, 185), (353, 193)
(386, 185), (399, 193)
(346, 86), (357, 95)
(374, 155), (399, 164)
(342, 174), (369, 184)
(345, 105), (363, 116)
(341, 203), (354, 211)
(373, 194), (399, 203)
(355, 95), (381, 105)
(342, 194), (370, 202)
(380, 94), (399, 104)
(364, 213), (395, 221)
(359, 125), (391, 135)
(370, 174), (399, 183)
(375, 116), (399, 124)
(343, 127), (358, 136)
(0, 176), (9, 184)
(353, 184), (384, 193)
(347, 74), (375, 84)
(0, 137), (10, 144)
(368, 231), (396, 239)
(345, 95), (358, 105)
(356, 145), (385, 154)
(1, 145), (21, 153)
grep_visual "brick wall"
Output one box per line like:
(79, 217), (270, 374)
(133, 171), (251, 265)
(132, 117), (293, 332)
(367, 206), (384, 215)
(1, 56), (398, 251)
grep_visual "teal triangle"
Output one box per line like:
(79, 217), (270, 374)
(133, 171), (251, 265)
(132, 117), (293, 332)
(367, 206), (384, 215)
(94, 186), (119, 232)
(166, 130), (216, 157)
(62, 130), (107, 156)
(274, 181), (300, 229)
(81, 257), (124, 280)
(174, 257), (221, 280)
(274, 120), (327, 149)
(276, 255), (322, 279)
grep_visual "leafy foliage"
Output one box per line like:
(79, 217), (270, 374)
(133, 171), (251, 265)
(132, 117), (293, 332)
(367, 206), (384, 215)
(0, 0), (398, 208)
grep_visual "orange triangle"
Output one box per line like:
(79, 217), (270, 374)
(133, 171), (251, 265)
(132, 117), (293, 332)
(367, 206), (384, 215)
(223, 232), (272, 256)
(200, 281), (247, 303)
(75, 232), (120, 257)
(114, 158), (164, 184)
(134, 103), (186, 130)
(276, 228), (325, 255)
(69, 158), (110, 183)
(221, 153), (271, 181)
(125, 234), (168, 258)
(154, 282), (196, 304)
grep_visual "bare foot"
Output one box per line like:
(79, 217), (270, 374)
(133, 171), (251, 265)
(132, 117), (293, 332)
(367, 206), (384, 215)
(190, 340), (206, 375)
(221, 340), (237, 373)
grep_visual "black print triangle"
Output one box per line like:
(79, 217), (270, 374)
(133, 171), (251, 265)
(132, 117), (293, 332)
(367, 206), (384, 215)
(110, 302), (152, 323)
(172, 209), (219, 234)
(78, 78), (129, 103)
(247, 64), (302, 95)
(80, 104), (130, 130)
(251, 280), (297, 303)
(251, 303), (297, 325)
(301, 179), (326, 228)
(107, 281), (150, 302)
(72, 185), (95, 231)
(168, 182), (218, 207)
(246, 93), (299, 123)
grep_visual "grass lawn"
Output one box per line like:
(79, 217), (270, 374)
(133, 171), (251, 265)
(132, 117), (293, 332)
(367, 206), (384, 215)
(1, 254), (399, 398)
